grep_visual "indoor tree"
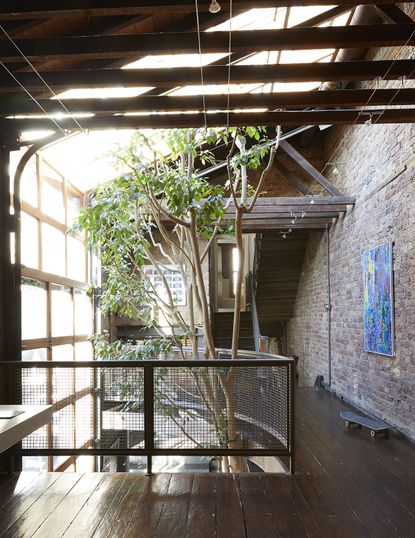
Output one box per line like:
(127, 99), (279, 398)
(77, 126), (281, 471)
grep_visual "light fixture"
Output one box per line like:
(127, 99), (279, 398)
(327, 161), (344, 175)
(365, 114), (373, 126)
(209, 0), (221, 13)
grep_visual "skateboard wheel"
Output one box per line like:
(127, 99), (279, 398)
(344, 420), (351, 428)
(370, 430), (376, 437)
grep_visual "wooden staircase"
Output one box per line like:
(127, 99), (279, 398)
(212, 311), (255, 351)
(255, 231), (309, 333)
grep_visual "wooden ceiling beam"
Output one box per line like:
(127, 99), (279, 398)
(373, 4), (414, 23)
(0, 61), (414, 94)
(279, 140), (342, 196)
(274, 161), (310, 195)
(4, 88), (415, 115)
(227, 212), (340, 219)
(1, 25), (415, 62)
(0, 2), (410, 20)
(6, 108), (415, 129)
(242, 221), (330, 231)
(228, 205), (350, 214)
(244, 196), (355, 206)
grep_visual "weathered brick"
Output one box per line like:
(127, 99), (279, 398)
(287, 11), (415, 440)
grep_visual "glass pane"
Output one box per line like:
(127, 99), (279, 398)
(67, 192), (82, 227)
(41, 176), (64, 223)
(74, 343), (93, 393)
(21, 279), (47, 339)
(20, 159), (38, 207)
(52, 344), (74, 361)
(51, 285), (73, 337)
(74, 290), (92, 335)
(74, 343), (92, 393)
(21, 212), (39, 269)
(67, 235), (86, 282)
(42, 223), (65, 276)
(75, 341), (93, 361)
(76, 395), (93, 447)
(22, 456), (48, 472)
(22, 348), (47, 361)
(75, 456), (94, 472)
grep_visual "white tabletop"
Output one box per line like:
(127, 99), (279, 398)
(0, 405), (53, 453)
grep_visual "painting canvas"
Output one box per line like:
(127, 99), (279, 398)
(362, 242), (394, 356)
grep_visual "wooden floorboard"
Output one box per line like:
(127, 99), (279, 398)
(0, 388), (414, 537)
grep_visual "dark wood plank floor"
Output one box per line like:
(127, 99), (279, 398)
(1, 388), (414, 537)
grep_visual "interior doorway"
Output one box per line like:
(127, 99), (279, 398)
(212, 236), (252, 312)
(216, 240), (237, 310)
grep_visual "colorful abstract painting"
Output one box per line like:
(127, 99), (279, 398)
(362, 242), (394, 356)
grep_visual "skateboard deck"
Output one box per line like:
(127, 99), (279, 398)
(340, 410), (389, 437)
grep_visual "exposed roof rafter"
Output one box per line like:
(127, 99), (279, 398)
(3, 88), (415, 115)
(0, 61), (414, 94)
(1, 25), (414, 62)
(0, 1), (411, 19)
(279, 140), (342, 196)
(5, 108), (415, 130)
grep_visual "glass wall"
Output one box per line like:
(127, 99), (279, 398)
(15, 152), (94, 472)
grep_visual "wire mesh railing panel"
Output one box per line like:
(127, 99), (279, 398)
(16, 365), (147, 451)
(5, 356), (294, 470)
(154, 367), (224, 450)
(233, 366), (289, 450)
(153, 365), (289, 452)
(100, 367), (145, 450)
(18, 366), (95, 450)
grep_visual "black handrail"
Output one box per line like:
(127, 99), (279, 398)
(2, 353), (296, 474)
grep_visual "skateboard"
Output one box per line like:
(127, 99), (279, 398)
(340, 410), (390, 437)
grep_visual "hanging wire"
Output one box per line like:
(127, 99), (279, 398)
(194, 0), (208, 131)
(280, 24), (415, 239)
(0, 24), (88, 135)
(320, 24), (415, 178)
(0, 60), (68, 136)
(226, 0), (233, 131)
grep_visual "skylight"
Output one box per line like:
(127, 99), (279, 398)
(117, 6), (352, 99)
(44, 7), (352, 102)
(250, 82), (321, 93)
(206, 7), (336, 32)
(166, 84), (260, 96)
(123, 53), (228, 70)
(8, 113), (94, 119)
(53, 87), (155, 99)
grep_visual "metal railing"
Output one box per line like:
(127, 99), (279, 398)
(2, 351), (295, 474)
(245, 272), (270, 353)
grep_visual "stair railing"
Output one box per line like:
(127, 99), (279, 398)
(246, 234), (269, 352)
(245, 271), (269, 353)
(252, 233), (263, 297)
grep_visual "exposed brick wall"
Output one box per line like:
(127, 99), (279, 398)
(288, 125), (415, 438)
(288, 123), (415, 441)
(288, 4), (415, 440)
(287, 230), (329, 387)
(324, 124), (415, 441)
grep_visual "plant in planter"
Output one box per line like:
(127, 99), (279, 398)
(77, 126), (281, 471)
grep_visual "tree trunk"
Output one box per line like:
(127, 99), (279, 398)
(189, 213), (216, 359)
(231, 210), (244, 360)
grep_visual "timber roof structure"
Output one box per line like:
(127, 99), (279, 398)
(1, 1), (415, 132)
